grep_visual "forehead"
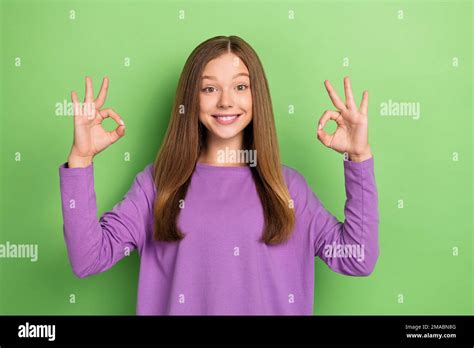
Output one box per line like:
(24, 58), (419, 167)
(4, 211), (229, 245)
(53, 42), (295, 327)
(201, 53), (249, 80)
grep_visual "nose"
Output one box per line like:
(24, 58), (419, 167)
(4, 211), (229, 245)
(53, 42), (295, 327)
(217, 89), (233, 109)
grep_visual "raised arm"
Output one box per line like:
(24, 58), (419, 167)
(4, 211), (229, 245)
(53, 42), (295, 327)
(307, 76), (379, 275)
(293, 157), (379, 276)
(59, 162), (152, 278)
(59, 76), (149, 278)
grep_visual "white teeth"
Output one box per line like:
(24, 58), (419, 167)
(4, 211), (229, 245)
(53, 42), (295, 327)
(219, 116), (237, 121)
(213, 114), (239, 121)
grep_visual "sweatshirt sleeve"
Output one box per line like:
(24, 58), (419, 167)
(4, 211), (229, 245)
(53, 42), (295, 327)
(58, 162), (153, 278)
(292, 156), (379, 276)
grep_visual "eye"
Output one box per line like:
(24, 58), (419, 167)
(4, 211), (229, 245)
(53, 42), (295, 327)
(201, 86), (216, 93)
(236, 84), (249, 91)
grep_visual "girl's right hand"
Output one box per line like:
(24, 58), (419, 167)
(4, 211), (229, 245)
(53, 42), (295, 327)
(67, 76), (126, 168)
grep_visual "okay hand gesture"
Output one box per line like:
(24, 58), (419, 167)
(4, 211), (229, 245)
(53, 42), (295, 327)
(68, 77), (126, 167)
(317, 76), (372, 162)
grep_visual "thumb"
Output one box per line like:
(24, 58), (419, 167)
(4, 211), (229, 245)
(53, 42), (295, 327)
(108, 124), (126, 144)
(317, 126), (333, 148)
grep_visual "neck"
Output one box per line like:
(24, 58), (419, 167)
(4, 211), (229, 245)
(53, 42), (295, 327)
(198, 131), (247, 167)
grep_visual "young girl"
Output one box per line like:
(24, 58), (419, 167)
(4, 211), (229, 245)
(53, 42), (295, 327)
(59, 35), (379, 315)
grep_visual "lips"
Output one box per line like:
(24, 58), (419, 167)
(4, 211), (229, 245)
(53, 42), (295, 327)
(211, 113), (242, 125)
(212, 113), (242, 119)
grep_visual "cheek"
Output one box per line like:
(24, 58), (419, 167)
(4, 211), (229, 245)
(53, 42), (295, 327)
(238, 93), (252, 113)
(199, 96), (214, 124)
(245, 100), (253, 121)
(199, 95), (212, 113)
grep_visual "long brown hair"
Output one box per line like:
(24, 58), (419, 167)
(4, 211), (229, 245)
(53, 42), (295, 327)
(153, 35), (295, 245)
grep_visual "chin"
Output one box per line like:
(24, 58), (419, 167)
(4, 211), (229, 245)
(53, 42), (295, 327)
(209, 127), (243, 140)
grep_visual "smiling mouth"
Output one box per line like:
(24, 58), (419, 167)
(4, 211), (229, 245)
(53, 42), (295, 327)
(211, 113), (242, 120)
(211, 113), (243, 125)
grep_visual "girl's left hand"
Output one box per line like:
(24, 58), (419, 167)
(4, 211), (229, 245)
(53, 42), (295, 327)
(317, 76), (372, 162)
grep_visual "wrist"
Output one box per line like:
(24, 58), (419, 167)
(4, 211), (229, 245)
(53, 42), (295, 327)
(67, 153), (93, 168)
(348, 147), (372, 162)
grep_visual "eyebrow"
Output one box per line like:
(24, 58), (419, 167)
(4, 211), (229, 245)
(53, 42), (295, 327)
(201, 72), (250, 80)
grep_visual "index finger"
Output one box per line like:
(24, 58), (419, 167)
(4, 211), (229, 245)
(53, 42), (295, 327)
(324, 80), (347, 111)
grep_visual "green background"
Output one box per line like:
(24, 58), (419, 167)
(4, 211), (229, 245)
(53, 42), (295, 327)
(0, 0), (472, 315)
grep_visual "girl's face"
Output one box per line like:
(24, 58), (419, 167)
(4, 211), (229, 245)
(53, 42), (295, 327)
(198, 52), (253, 141)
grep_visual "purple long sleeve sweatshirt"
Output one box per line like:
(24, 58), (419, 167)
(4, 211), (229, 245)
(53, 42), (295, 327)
(58, 156), (379, 315)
